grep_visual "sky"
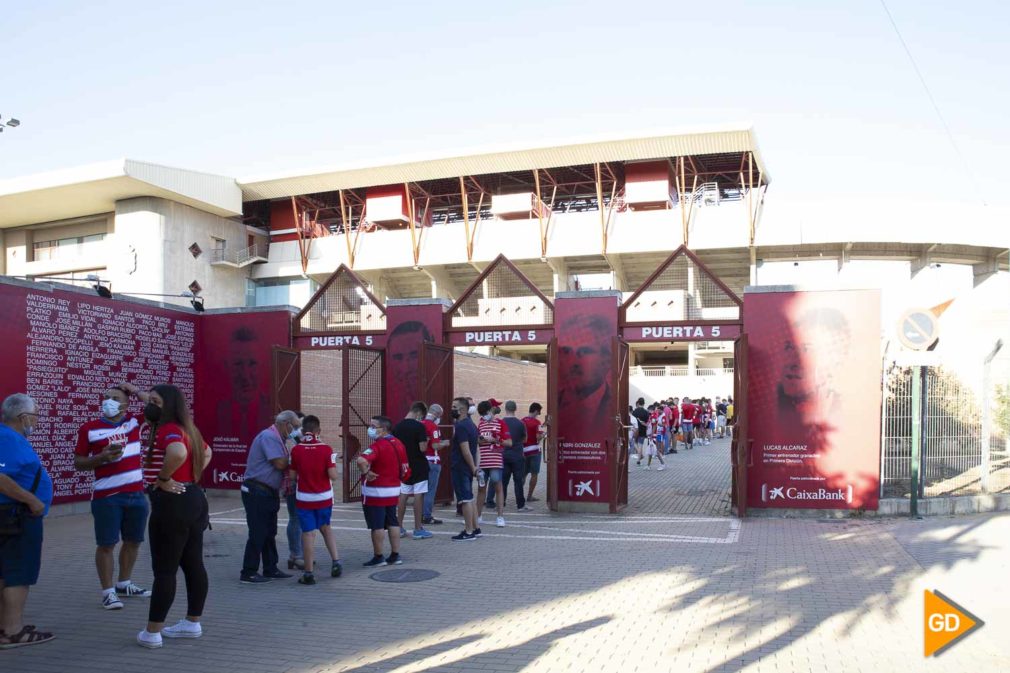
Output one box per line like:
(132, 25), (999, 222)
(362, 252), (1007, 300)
(2, 0), (1009, 220)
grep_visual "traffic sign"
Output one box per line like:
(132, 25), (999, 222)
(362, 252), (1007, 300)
(898, 308), (939, 351)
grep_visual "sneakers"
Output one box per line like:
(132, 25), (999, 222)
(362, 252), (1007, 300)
(399, 527), (408, 538)
(527, 496), (540, 502)
(412, 529), (433, 540)
(162, 620), (202, 639)
(645, 465), (651, 471)
(477, 514), (484, 525)
(657, 465), (666, 471)
(136, 630), (163, 649)
(496, 516), (506, 528)
(298, 573), (316, 585)
(385, 553), (403, 566)
(102, 592), (124, 610)
(423, 516), (443, 525)
(117, 582), (152, 598)
(517, 506), (534, 512)
(363, 555), (387, 567)
(451, 531), (477, 541)
(240, 574), (271, 584)
(263, 569), (292, 579)
(331, 560), (343, 577)
(473, 527), (483, 537)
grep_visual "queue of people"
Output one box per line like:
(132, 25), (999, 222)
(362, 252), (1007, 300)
(0, 386), (548, 651)
(629, 395), (734, 468)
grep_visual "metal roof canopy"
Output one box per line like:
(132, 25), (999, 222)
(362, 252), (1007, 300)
(238, 126), (767, 202)
(0, 159), (242, 229)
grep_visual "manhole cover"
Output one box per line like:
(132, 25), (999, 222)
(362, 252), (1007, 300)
(369, 569), (440, 583)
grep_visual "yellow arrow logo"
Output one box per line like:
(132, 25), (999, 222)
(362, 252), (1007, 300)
(924, 590), (984, 657)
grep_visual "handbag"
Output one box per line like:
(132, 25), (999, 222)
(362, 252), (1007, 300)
(0, 466), (42, 537)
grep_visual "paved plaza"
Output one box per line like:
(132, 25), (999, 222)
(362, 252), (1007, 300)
(4, 438), (1008, 673)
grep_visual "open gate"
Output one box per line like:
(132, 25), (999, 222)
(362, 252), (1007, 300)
(611, 337), (631, 513)
(420, 342), (454, 504)
(341, 346), (384, 503)
(271, 347), (301, 415)
(546, 337), (559, 511)
(731, 334), (749, 516)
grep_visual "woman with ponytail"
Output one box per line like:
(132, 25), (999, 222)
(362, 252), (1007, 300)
(136, 384), (213, 650)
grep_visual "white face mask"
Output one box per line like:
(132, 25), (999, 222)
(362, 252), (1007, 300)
(101, 399), (121, 418)
(367, 427), (379, 440)
(482, 413), (494, 421)
(468, 405), (477, 416)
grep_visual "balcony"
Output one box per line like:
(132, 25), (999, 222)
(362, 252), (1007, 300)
(211, 242), (269, 268)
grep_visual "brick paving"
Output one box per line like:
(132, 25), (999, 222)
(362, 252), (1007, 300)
(3, 445), (1008, 673)
(624, 436), (732, 516)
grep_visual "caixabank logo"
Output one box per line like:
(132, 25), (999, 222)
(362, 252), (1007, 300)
(212, 469), (243, 484)
(761, 483), (853, 503)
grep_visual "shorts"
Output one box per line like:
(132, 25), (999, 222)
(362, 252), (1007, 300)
(296, 506), (332, 532)
(451, 467), (474, 503)
(481, 468), (503, 485)
(524, 453), (542, 476)
(680, 423), (694, 435)
(91, 491), (149, 546)
(0, 515), (44, 587)
(717, 415), (727, 427)
(635, 436), (646, 447)
(400, 481), (429, 495)
(362, 504), (399, 531)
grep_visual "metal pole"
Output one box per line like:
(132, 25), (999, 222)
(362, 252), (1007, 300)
(910, 365), (922, 518)
(981, 339), (1004, 493)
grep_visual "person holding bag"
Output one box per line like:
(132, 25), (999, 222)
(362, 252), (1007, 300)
(0, 393), (55, 649)
(136, 384), (213, 650)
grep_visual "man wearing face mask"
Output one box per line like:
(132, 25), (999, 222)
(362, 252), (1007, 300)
(0, 393), (55, 649)
(75, 383), (152, 610)
(238, 410), (301, 584)
(420, 404), (449, 526)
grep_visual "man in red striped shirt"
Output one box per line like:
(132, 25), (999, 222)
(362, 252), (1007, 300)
(74, 384), (152, 610)
(356, 416), (410, 567)
(475, 400), (511, 528)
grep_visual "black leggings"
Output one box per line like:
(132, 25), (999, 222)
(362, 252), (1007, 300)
(148, 485), (209, 623)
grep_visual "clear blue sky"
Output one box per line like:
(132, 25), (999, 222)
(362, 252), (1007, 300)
(2, 1), (1009, 210)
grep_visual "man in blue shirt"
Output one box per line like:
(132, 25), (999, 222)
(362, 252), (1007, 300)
(448, 397), (479, 541)
(239, 410), (301, 584)
(0, 393), (55, 649)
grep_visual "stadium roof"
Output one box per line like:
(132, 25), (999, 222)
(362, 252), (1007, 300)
(0, 159), (242, 228)
(237, 125), (767, 201)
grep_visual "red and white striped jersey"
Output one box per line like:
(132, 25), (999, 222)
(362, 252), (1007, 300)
(75, 415), (145, 499)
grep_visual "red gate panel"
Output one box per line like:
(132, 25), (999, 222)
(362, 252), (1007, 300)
(341, 346), (384, 503)
(732, 334), (749, 516)
(421, 343), (455, 505)
(271, 347), (301, 415)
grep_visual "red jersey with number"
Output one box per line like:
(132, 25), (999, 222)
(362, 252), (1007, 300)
(361, 435), (409, 506)
(76, 414), (145, 499)
(521, 416), (543, 455)
(144, 423), (195, 484)
(421, 419), (442, 465)
(290, 433), (336, 510)
(477, 417), (510, 469)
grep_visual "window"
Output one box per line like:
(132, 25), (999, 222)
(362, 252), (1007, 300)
(33, 233), (105, 261)
(211, 237), (227, 262)
(249, 278), (314, 308)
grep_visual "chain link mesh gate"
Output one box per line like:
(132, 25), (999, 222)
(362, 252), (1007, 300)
(341, 347), (384, 502)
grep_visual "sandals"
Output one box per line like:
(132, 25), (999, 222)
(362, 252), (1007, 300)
(0, 625), (55, 649)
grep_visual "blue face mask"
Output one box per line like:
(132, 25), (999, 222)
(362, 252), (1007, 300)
(289, 427), (303, 441)
(367, 427), (379, 440)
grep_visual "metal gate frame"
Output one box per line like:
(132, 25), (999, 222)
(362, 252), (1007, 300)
(611, 336), (631, 513)
(546, 337), (559, 511)
(420, 342), (455, 505)
(731, 334), (749, 516)
(341, 346), (384, 503)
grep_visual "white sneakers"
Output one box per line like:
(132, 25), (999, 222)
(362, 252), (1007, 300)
(477, 514), (484, 524)
(138, 621), (202, 649)
(657, 465), (666, 471)
(163, 620), (202, 639)
(496, 516), (506, 528)
(102, 592), (124, 610)
(136, 630), (163, 649)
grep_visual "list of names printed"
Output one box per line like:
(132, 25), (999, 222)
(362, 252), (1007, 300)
(25, 293), (196, 501)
